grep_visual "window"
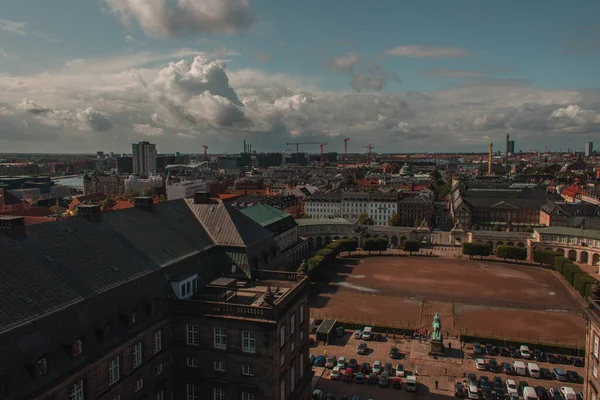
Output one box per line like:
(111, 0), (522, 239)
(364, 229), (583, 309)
(187, 357), (199, 368)
(155, 363), (163, 376)
(291, 341), (295, 353)
(299, 304), (304, 323)
(242, 393), (255, 400)
(69, 380), (84, 400)
(595, 334), (599, 358)
(214, 328), (227, 349)
(132, 342), (143, 369)
(37, 357), (48, 375)
(156, 390), (164, 400)
(280, 379), (285, 400)
(72, 339), (83, 357)
(242, 331), (255, 353)
(134, 378), (143, 393)
(300, 329), (304, 341)
(187, 325), (199, 346)
(300, 355), (304, 377)
(214, 388), (226, 400)
(108, 356), (120, 386)
(290, 365), (295, 392)
(290, 313), (295, 334)
(214, 360), (225, 372)
(280, 354), (284, 366)
(594, 365), (598, 379)
(153, 329), (162, 354)
(242, 364), (255, 376)
(280, 325), (285, 347)
(186, 384), (199, 400)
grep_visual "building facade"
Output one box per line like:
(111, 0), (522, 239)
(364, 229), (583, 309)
(83, 173), (125, 197)
(586, 142), (594, 157)
(529, 226), (600, 266)
(584, 287), (600, 400)
(132, 141), (157, 176)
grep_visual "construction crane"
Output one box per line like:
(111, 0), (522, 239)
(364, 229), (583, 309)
(344, 138), (350, 162)
(285, 142), (327, 163)
(362, 143), (374, 164)
(320, 143), (328, 167)
(202, 145), (208, 162)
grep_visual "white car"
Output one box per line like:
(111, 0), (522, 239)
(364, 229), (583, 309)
(468, 384), (479, 399)
(395, 363), (405, 377)
(505, 379), (518, 395)
(362, 326), (373, 340)
(331, 366), (341, 380)
(373, 360), (382, 374)
(353, 330), (362, 339)
(520, 345), (531, 359)
(475, 358), (486, 371)
(337, 356), (346, 369)
(560, 386), (577, 400)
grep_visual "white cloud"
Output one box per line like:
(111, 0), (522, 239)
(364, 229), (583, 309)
(133, 123), (164, 136)
(125, 34), (134, 43)
(103, 0), (254, 38)
(327, 53), (400, 92)
(0, 19), (27, 35)
(384, 45), (469, 58)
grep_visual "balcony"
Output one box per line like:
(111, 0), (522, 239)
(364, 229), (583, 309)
(172, 299), (275, 320)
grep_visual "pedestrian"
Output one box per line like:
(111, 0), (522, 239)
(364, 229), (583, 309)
(435, 380), (439, 390)
(444, 367), (448, 375)
(461, 341), (465, 350)
(449, 342), (452, 351)
(418, 335), (422, 343)
(324, 348), (327, 357)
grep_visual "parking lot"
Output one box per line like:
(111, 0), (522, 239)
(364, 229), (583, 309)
(311, 328), (585, 400)
(310, 257), (586, 344)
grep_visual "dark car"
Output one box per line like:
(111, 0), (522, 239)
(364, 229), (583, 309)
(379, 372), (390, 387)
(390, 347), (401, 359)
(367, 373), (378, 384)
(573, 357), (584, 367)
(354, 372), (365, 384)
(534, 349), (547, 362)
(473, 342), (483, 355)
(485, 343), (496, 355)
(489, 359), (500, 372)
(509, 346), (520, 358)
(348, 359), (358, 372)
(456, 382), (466, 398)
(335, 326), (344, 337)
(566, 370), (580, 383)
(547, 353), (560, 364)
(551, 388), (563, 400)
(325, 394), (335, 400)
(498, 347), (511, 357)
(559, 355), (570, 365)
(480, 376), (491, 391)
(540, 368), (553, 380)
(518, 381), (529, 396)
(373, 333), (384, 342)
(360, 362), (370, 374)
(494, 388), (505, 400)
(492, 376), (503, 389)
(535, 386), (550, 400)
(356, 342), (367, 355)
(467, 372), (478, 386)
(314, 356), (326, 367)
(502, 362), (514, 375)
(339, 396), (349, 400)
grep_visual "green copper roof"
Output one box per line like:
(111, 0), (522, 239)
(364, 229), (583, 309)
(239, 204), (292, 227)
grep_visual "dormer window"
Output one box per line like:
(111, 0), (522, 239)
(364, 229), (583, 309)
(72, 339), (83, 357)
(37, 357), (48, 375)
(129, 311), (136, 327)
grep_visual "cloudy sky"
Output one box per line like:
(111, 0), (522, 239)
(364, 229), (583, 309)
(1, 0), (600, 154)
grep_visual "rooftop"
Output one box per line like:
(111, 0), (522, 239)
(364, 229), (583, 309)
(239, 204), (293, 227)
(296, 218), (355, 226)
(535, 226), (600, 241)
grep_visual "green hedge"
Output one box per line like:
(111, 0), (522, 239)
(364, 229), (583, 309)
(304, 238), (359, 275)
(533, 249), (557, 266)
(554, 256), (569, 274)
(553, 256), (596, 298)
(496, 245), (528, 261)
(574, 272), (596, 297)
(463, 243), (492, 258)
(363, 237), (388, 253)
(562, 262), (580, 285)
(403, 240), (421, 254)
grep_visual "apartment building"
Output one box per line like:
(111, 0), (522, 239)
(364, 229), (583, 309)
(0, 194), (311, 400)
(585, 285), (600, 400)
(132, 141), (157, 176)
(83, 173), (125, 197)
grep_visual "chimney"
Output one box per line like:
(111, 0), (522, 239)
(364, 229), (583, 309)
(0, 216), (26, 237)
(193, 190), (211, 204)
(77, 204), (101, 221)
(133, 196), (154, 211)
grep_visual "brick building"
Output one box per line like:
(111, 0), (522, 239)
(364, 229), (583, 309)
(83, 173), (125, 197)
(0, 194), (311, 400)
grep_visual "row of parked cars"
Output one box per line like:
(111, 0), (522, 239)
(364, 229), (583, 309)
(472, 343), (584, 367)
(458, 373), (582, 400)
(473, 359), (581, 383)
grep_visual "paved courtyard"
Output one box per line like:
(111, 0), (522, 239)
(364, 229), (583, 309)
(310, 256), (586, 345)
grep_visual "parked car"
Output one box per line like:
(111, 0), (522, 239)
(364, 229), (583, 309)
(482, 389), (493, 400)
(520, 345), (531, 359)
(325, 356), (337, 369)
(367, 373), (378, 384)
(508, 393), (520, 400)
(354, 372), (365, 384)
(379, 372), (390, 387)
(559, 355), (570, 365)
(549, 388), (563, 400)
(492, 376), (503, 389)
(535, 386), (550, 400)
(547, 354), (560, 364)
(467, 373), (477, 386)
(395, 363), (405, 377)
(476, 358), (487, 371)
(373, 360), (382, 375)
(309, 354), (315, 364)
(553, 368), (567, 382)
(502, 362), (514, 375)
(390, 347), (401, 359)
(480, 376), (491, 392)
(362, 326), (373, 340)
(331, 367), (341, 380)
(489, 359), (500, 372)
(498, 347), (511, 357)
(314, 356), (326, 367)
(518, 381), (529, 396)
(509, 346), (520, 358)
(353, 330), (362, 339)
(468, 384), (479, 400)
(337, 357), (346, 369)
(356, 342), (367, 355)
(392, 377), (402, 389)
(566, 371), (580, 383)
(560, 387), (577, 400)
(473, 342), (483, 355)
(540, 368), (553, 380)
(534, 349), (547, 362)
(505, 379), (518, 395)
(485, 343), (496, 355)
(572, 357), (584, 367)
(360, 362), (370, 374)
(383, 362), (392, 375)
(342, 368), (353, 382)
(348, 359), (358, 372)
(335, 326), (344, 337)
(456, 382), (466, 398)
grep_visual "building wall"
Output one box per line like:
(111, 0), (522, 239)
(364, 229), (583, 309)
(585, 304), (600, 400)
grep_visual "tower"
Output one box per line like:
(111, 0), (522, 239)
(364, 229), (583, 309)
(488, 141), (493, 175)
(505, 131), (510, 173)
(132, 141), (157, 175)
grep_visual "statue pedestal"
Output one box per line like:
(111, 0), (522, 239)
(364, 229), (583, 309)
(429, 339), (444, 356)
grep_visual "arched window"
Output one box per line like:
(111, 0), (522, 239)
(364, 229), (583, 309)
(72, 339), (83, 357)
(37, 357), (48, 375)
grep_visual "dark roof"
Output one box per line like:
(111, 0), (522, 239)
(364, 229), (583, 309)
(240, 204), (296, 228)
(185, 198), (273, 247)
(0, 189), (22, 207)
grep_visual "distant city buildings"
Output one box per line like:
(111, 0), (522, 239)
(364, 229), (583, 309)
(132, 141), (157, 175)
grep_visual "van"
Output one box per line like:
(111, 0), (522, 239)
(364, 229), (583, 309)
(362, 326), (373, 340)
(527, 362), (540, 378)
(523, 386), (538, 400)
(513, 361), (527, 376)
(561, 387), (576, 400)
(405, 376), (417, 392)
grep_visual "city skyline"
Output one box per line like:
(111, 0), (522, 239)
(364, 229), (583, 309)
(1, 0), (600, 154)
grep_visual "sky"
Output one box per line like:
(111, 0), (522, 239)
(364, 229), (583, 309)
(1, 0), (600, 155)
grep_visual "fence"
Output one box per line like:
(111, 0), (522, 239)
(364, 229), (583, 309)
(309, 311), (418, 332)
(327, 285), (584, 316)
(459, 326), (585, 350)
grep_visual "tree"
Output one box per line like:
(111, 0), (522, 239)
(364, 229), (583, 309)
(463, 243), (491, 259)
(101, 197), (116, 210)
(413, 217), (421, 228)
(495, 245), (527, 262)
(363, 237), (387, 254)
(358, 212), (374, 225)
(532, 249), (557, 266)
(141, 187), (154, 197)
(403, 240), (420, 255)
(388, 212), (401, 227)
